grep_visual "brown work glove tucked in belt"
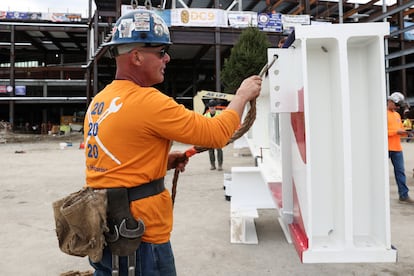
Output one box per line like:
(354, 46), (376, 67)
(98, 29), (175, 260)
(52, 188), (108, 262)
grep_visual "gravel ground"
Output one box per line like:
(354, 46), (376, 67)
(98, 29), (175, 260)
(1, 134), (414, 275)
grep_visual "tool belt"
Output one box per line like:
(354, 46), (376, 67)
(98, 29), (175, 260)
(105, 177), (165, 256)
(127, 177), (165, 201)
(52, 178), (165, 261)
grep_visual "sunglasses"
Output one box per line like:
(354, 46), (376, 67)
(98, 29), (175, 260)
(138, 46), (169, 58)
(394, 101), (403, 107)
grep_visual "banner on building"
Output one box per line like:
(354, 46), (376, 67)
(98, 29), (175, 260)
(227, 11), (257, 28)
(43, 13), (82, 22)
(0, 11), (42, 20)
(15, 86), (26, 96)
(257, 13), (283, 32)
(0, 85), (7, 94)
(171, 8), (227, 27)
(282, 14), (310, 32)
(0, 11), (81, 21)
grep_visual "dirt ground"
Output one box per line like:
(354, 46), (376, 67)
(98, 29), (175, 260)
(1, 132), (414, 275)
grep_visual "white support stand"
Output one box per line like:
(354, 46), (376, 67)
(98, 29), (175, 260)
(268, 22), (397, 263)
(228, 52), (284, 244)
(229, 167), (276, 244)
(223, 173), (232, 201)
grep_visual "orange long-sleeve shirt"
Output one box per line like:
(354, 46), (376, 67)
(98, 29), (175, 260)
(84, 80), (240, 243)
(387, 109), (404, 151)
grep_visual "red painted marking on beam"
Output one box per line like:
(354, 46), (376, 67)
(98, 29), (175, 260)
(290, 88), (306, 163)
(268, 182), (282, 208)
(289, 223), (308, 262)
(290, 179), (308, 262)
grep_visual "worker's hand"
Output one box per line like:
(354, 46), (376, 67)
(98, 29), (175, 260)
(167, 151), (189, 172)
(236, 75), (262, 103)
(397, 129), (408, 135)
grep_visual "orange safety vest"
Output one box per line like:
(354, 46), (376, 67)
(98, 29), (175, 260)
(387, 110), (404, 151)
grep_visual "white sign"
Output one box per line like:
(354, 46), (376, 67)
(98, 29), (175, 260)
(227, 11), (257, 28)
(282, 14), (310, 31)
(171, 9), (227, 27)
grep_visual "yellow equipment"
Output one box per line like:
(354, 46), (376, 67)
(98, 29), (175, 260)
(193, 90), (234, 114)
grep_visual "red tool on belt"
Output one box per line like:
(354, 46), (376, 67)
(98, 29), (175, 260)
(184, 146), (199, 158)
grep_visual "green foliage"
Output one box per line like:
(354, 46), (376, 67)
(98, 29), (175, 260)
(220, 27), (271, 94)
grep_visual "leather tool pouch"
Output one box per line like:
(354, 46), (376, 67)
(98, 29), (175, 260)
(52, 188), (108, 262)
(105, 188), (145, 256)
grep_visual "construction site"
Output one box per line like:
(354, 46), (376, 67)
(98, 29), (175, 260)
(1, 0), (414, 275)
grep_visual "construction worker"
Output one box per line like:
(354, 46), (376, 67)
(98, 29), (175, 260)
(387, 92), (414, 204)
(403, 112), (413, 142)
(277, 37), (287, 48)
(204, 99), (224, 170)
(83, 9), (262, 275)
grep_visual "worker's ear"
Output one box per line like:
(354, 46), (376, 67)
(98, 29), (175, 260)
(131, 50), (143, 65)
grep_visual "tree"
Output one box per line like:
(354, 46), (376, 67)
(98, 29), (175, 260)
(221, 27), (271, 94)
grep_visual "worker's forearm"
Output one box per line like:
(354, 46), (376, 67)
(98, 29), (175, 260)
(224, 75), (262, 119)
(226, 94), (249, 119)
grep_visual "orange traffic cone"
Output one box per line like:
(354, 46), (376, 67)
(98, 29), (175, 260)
(79, 141), (85, 149)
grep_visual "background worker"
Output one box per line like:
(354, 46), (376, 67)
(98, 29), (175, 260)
(277, 37), (287, 48)
(402, 110), (413, 142)
(204, 99), (224, 171)
(387, 92), (414, 204)
(84, 9), (262, 275)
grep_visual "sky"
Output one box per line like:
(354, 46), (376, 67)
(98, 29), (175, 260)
(0, 0), (94, 17)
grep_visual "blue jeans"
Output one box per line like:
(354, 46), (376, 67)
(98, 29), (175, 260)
(389, 151), (409, 199)
(90, 241), (176, 276)
(208, 148), (223, 165)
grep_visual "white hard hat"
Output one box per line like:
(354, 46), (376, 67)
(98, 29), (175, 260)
(388, 92), (405, 105)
